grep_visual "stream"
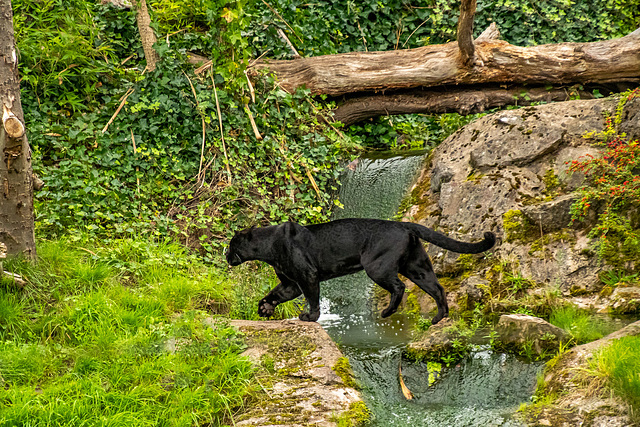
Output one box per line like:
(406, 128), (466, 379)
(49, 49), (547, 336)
(317, 151), (544, 426)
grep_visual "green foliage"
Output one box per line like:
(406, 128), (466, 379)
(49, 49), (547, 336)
(589, 335), (640, 421)
(16, 0), (357, 258)
(14, 0), (117, 112)
(569, 89), (640, 270)
(345, 112), (482, 151)
(549, 306), (617, 345)
(0, 237), (273, 424)
(246, 0), (639, 59)
(16, 0), (640, 256)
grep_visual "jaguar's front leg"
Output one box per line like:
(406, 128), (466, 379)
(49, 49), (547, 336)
(258, 278), (302, 318)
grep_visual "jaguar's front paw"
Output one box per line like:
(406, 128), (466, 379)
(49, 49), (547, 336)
(258, 300), (275, 318)
(299, 311), (320, 322)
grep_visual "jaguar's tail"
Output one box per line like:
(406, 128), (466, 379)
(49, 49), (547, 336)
(402, 223), (496, 254)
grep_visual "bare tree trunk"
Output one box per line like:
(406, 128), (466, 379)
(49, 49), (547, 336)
(0, 0), (36, 259)
(132, 0), (160, 71)
(457, 0), (477, 66)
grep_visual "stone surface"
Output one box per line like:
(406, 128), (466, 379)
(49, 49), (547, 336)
(520, 194), (578, 233)
(229, 319), (363, 427)
(610, 287), (640, 314)
(496, 314), (571, 355)
(405, 97), (640, 290)
(404, 318), (466, 361)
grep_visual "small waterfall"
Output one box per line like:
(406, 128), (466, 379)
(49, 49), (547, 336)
(318, 151), (542, 427)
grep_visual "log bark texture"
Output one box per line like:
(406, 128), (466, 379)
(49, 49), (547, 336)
(251, 27), (640, 97)
(457, 0), (477, 66)
(331, 85), (609, 126)
(0, 0), (36, 259)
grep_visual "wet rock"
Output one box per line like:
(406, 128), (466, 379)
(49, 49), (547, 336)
(229, 319), (364, 427)
(404, 318), (468, 362)
(496, 314), (571, 356)
(610, 287), (640, 314)
(456, 275), (488, 311)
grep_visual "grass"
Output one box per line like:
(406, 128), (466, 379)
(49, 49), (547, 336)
(589, 335), (640, 421)
(0, 236), (298, 426)
(549, 306), (618, 345)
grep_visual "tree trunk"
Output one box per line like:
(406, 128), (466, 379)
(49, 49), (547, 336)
(251, 27), (640, 97)
(457, 0), (477, 66)
(0, 0), (36, 259)
(132, 0), (160, 71)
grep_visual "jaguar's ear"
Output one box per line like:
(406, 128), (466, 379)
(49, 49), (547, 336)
(239, 226), (255, 240)
(282, 221), (299, 238)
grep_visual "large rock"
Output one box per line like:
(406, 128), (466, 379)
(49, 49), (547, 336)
(230, 319), (365, 427)
(496, 314), (571, 356)
(406, 97), (640, 289)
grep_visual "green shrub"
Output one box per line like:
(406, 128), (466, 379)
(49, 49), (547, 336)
(569, 89), (640, 270)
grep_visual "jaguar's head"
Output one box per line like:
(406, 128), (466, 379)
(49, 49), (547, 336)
(225, 227), (255, 266)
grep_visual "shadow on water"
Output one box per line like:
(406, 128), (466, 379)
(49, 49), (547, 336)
(318, 151), (544, 426)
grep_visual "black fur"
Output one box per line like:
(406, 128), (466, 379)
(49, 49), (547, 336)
(226, 218), (495, 324)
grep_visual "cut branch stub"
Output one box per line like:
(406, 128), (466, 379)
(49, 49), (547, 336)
(2, 103), (25, 138)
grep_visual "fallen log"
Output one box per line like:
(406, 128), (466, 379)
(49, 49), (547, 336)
(331, 83), (633, 126)
(250, 27), (640, 97)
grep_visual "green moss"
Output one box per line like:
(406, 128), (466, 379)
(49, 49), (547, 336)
(332, 357), (358, 389)
(542, 169), (561, 199)
(465, 172), (484, 182)
(456, 254), (477, 271)
(333, 401), (372, 427)
(426, 361), (443, 386)
(502, 209), (535, 242)
(402, 291), (422, 318)
(248, 330), (317, 377)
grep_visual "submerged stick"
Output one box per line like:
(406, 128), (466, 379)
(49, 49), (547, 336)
(399, 360), (414, 400)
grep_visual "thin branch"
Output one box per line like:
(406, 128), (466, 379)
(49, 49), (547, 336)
(130, 128), (140, 194)
(260, 0), (303, 43)
(244, 104), (263, 140)
(211, 74), (232, 184)
(102, 88), (135, 134)
(182, 70), (207, 182)
(276, 28), (300, 58)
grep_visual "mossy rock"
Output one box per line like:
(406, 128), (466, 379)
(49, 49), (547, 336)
(503, 209), (535, 242)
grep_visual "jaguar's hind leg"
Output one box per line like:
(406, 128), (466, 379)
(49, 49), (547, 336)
(362, 262), (406, 318)
(400, 244), (449, 324)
